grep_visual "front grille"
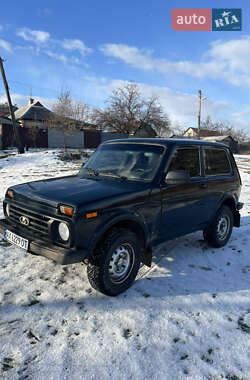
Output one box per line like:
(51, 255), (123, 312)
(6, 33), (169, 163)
(8, 204), (50, 238)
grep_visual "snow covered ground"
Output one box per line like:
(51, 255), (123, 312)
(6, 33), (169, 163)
(0, 150), (250, 380)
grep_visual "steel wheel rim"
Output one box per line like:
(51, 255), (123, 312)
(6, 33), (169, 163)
(217, 215), (230, 240)
(108, 243), (135, 283)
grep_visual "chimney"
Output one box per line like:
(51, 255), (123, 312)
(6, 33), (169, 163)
(28, 97), (34, 105)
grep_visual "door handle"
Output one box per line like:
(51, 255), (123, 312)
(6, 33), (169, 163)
(199, 183), (207, 189)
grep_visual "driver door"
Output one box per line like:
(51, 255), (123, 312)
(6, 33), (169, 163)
(160, 146), (208, 240)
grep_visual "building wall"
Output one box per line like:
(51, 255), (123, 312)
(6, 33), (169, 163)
(0, 124), (2, 149)
(48, 128), (84, 148)
(19, 120), (48, 129)
(84, 130), (101, 148)
(49, 129), (129, 148)
(2, 127), (130, 149)
(183, 129), (197, 137)
(101, 132), (128, 142)
(1, 124), (14, 149)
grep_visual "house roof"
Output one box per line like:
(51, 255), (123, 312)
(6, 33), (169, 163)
(184, 127), (222, 137)
(134, 124), (157, 136)
(15, 100), (52, 121)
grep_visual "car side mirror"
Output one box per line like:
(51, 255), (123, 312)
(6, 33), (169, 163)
(165, 170), (190, 185)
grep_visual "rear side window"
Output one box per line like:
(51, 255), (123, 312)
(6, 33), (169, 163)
(204, 148), (232, 176)
(168, 148), (200, 178)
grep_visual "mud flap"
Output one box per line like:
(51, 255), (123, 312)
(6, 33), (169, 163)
(234, 210), (241, 228)
(141, 247), (152, 267)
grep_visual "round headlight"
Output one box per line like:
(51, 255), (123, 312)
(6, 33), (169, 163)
(58, 222), (70, 241)
(6, 203), (10, 217)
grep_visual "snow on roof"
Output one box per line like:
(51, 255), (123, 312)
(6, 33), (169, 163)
(14, 99), (52, 121)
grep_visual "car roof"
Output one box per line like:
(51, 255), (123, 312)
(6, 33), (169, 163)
(103, 138), (229, 149)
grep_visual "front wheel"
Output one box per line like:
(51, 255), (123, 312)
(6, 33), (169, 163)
(203, 205), (233, 248)
(87, 229), (141, 296)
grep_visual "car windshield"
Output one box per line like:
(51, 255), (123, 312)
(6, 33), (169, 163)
(79, 143), (165, 182)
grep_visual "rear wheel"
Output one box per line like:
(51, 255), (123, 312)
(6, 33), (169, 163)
(203, 205), (233, 248)
(87, 228), (141, 296)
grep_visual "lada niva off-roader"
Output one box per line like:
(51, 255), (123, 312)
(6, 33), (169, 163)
(0, 139), (243, 296)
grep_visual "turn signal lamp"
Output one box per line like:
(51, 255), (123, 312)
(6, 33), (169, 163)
(7, 189), (13, 198)
(85, 211), (98, 219)
(59, 205), (74, 216)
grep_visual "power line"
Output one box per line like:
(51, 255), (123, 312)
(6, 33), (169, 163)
(1, 77), (88, 102)
(4, 79), (89, 104)
(8, 79), (60, 95)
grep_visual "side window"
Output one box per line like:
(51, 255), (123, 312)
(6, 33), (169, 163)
(204, 148), (232, 176)
(167, 148), (200, 178)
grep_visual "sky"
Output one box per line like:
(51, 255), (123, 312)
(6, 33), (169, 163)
(0, 0), (250, 131)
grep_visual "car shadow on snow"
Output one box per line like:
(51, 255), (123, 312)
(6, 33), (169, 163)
(133, 214), (250, 298)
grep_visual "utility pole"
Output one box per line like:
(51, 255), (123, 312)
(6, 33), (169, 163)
(0, 57), (24, 153)
(197, 89), (201, 140)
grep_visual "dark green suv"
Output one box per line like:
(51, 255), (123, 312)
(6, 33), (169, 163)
(0, 139), (243, 296)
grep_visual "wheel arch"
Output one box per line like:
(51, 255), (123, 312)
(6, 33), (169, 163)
(220, 196), (240, 227)
(90, 216), (152, 267)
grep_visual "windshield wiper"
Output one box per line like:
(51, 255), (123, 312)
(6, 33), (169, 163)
(97, 171), (127, 180)
(82, 167), (99, 176)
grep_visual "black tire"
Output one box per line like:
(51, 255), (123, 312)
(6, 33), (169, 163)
(87, 228), (141, 296)
(203, 205), (233, 248)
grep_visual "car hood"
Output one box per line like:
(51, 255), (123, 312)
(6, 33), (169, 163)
(11, 175), (148, 209)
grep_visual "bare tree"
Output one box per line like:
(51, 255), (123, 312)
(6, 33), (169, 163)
(141, 95), (172, 137)
(74, 100), (91, 122)
(171, 123), (185, 137)
(50, 90), (90, 150)
(0, 101), (18, 116)
(201, 116), (249, 143)
(91, 83), (171, 136)
(50, 91), (73, 150)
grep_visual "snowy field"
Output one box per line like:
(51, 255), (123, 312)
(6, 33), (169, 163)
(0, 150), (250, 380)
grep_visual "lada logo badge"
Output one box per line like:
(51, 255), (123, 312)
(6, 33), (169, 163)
(20, 216), (29, 226)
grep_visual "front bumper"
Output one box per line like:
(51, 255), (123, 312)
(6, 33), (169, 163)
(0, 218), (89, 265)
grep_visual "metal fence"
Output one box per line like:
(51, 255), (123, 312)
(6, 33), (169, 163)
(1, 125), (129, 150)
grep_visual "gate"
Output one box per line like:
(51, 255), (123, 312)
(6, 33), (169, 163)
(84, 129), (101, 149)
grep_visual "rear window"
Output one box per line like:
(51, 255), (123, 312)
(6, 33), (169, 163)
(204, 148), (232, 176)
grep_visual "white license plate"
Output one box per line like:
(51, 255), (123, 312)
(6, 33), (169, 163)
(4, 230), (29, 251)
